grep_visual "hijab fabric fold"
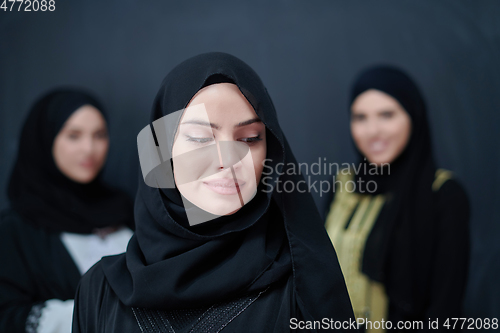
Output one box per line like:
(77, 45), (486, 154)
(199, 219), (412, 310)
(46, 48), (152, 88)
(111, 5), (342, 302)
(101, 53), (353, 324)
(350, 66), (437, 318)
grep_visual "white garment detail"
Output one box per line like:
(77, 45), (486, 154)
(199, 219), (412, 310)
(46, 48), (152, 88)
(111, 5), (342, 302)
(37, 299), (74, 333)
(60, 228), (133, 275)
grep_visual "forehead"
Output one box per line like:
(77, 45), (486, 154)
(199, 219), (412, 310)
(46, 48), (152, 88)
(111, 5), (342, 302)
(351, 89), (403, 112)
(184, 83), (257, 120)
(63, 105), (106, 128)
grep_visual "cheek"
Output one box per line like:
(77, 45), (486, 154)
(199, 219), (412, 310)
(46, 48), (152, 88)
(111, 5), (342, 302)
(172, 140), (187, 157)
(95, 140), (109, 161)
(53, 139), (76, 167)
(172, 141), (220, 185)
(251, 144), (267, 183)
(172, 140), (197, 158)
(171, 141), (183, 157)
(389, 117), (412, 149)
(350, 123), (366, 148)
(53, 138), (85, 181)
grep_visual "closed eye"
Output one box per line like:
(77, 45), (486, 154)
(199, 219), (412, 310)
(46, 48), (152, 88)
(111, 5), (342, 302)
(185, 135), (214, 144)
(380, 111), (394, 119)
(239, 136), (262, 145)
(67, 131), (81, 140)
(185, 135), (262, 145)
(351, 113), (366, 122)
(94, 130), (108, 139)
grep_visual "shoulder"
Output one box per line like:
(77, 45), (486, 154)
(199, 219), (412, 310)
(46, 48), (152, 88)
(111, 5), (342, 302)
(0, 208), (57, 253)
(337, 167), (355, 181)
(75, 259), (112, 317)
(77, 255), (127, 305)
(0, 208), (52, 235)
(78, 260), (108, 298)
(432, 171), (470, 230)
(0, 208), (33, 248)
(0, 208), (23, 230)
(73, 260), (110, 332)
(433, 170), (469, 208)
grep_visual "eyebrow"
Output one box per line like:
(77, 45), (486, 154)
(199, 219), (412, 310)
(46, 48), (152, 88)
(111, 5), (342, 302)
(235, 118), (262, 128)
(180, 120), (220, 129)
(351, 108), (395, 114)
(65, 127), (107, 133)
(180, 118), (262, 129)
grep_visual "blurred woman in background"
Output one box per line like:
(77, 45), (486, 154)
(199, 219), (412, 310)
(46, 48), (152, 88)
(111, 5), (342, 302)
(0, 89), (134, 333)
(324, 66), (469, 332)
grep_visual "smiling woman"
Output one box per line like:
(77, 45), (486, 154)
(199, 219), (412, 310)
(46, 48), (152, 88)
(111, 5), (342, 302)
(0, 89), (134, 333)
(350, 89), (412, 166)
(324, 66), (470, 332)
(72, 52), (355, 333)
(52, 104), (109, 184)
(172, 83), (266, 217)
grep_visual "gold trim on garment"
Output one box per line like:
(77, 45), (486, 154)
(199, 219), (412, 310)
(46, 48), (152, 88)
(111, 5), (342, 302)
(325, 169), (452, 333)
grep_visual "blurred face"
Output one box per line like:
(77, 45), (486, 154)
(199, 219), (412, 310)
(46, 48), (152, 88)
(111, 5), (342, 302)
(172, 83), (266, 216)
(350, 89), (412, 165)
(52, 105), (109, 183)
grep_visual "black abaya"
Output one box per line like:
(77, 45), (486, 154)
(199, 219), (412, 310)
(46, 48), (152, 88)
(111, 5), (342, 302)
(73, 53), (355, 332)
(0, 210), (81, 332)
(324, 66), (469, 331)
(7, 89), (134, 234)
(0, 89), (134, 332)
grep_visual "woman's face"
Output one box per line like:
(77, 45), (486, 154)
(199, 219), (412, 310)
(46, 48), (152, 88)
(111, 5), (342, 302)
(172, 83), (266, 217)
(52, 105), (109, 183)
(350, 89), (412, 166)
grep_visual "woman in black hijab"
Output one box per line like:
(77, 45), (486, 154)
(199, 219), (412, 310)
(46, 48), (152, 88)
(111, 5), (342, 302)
(0, 89), (134, 333)
(324, 66), (469, 332)
(72, 52), (355, 332)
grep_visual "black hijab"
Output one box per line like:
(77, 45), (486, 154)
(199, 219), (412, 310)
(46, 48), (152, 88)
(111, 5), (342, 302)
(350, 66), (437, 318)
(101, 53), (353, 324)
(7, 89), (134, 234)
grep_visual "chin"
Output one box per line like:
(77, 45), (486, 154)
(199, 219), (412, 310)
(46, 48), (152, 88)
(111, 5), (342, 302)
(71, 173), (97, 184)
(224, 208), (241, 215)
(364, 154), (388, 166)
(201, 200), (243, 216)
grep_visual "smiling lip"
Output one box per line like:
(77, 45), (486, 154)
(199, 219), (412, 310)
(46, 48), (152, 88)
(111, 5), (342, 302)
(367, 140), (388, 154)
(79, 160), (96, 168)
(203, 178), (246, 195)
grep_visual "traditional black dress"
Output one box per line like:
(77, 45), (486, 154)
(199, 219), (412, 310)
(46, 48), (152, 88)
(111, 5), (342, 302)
(0, 89), (134, 333)
(322, 66), (470, 332)
(73, 53), (356, 333)
(0, 209), (81, 332)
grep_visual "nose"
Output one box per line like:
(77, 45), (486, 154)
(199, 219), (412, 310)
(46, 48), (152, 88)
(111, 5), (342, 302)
(81, 135), (97, 155)
(365, 118), (381, 138)
(216, 141), (249, 171)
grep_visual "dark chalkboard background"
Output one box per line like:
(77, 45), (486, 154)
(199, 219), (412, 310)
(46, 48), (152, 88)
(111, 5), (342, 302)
(1, 0), (499, 321)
